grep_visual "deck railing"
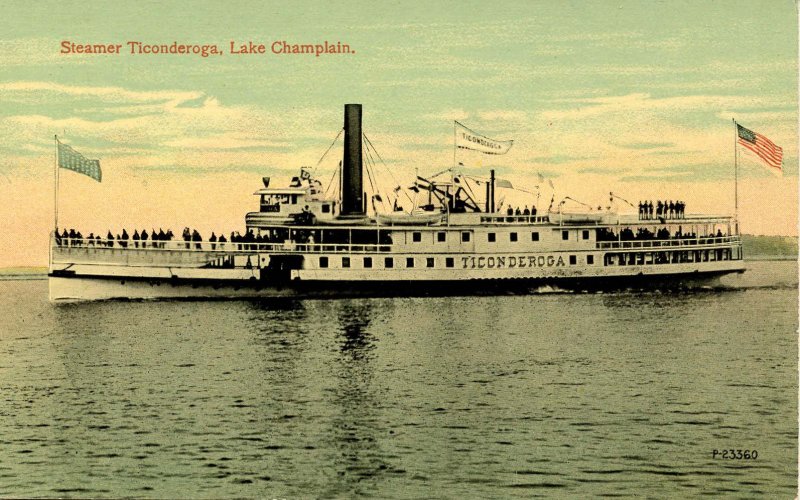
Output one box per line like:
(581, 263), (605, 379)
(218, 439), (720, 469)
(52, 234), (742, 254)
(479, 215), (549, 224)
(52, 237), (391, 254)
(596, 235), (740, 250)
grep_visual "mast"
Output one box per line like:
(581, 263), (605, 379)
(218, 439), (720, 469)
(453, 121), (456, 171)
(733, 118), (738, 222)
(54, 135), (59, 231)
(489, 169), (495, 213)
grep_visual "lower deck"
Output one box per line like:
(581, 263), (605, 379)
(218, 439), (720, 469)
(49, 265), (744, 301)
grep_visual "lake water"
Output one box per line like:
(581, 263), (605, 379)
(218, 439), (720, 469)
(0, 260), (796, 498)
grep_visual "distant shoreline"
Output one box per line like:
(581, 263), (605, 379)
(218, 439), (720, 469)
(0, 267), (47, 276)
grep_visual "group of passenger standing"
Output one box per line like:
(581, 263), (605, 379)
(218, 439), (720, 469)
(638, 200), (685, 220)
(56, 227), (175, 247)
(506, 205), (538, 216)
(55, 227), (274, 251)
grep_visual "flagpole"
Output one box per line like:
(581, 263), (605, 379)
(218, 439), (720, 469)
(733, 118), (738, 221)
(453, 121), (456, 170)
(54, 135), (59, 232)
(451, 121), (456, 223)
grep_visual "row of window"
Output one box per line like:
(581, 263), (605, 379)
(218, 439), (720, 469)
(410, 230), (592, 243)
(320, 256), (454, 269)
(603, 249), (735, 266)
(318, 254), (595, 268)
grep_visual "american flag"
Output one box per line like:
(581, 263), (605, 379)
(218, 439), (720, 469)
(58, 141), (102, 182)
(737, 124), (783, 171)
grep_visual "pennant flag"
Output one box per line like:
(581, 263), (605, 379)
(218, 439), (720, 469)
(58, 141), (101, 182)
(494, 178), (513, 189)
(455, 121), (513, 155)
(737, 124), (783, 171)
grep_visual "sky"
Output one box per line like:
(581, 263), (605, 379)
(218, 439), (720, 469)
(0, 0), (797, 266)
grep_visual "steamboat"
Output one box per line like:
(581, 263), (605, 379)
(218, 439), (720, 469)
(49, 104), (745, 301)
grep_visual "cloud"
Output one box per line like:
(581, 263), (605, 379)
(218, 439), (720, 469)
(618, 142), (676, 150)
(0, 81), (351, 174)
(422, 109), (470, 122)
(477, 110), (529, 123)
(539, 93), (789, 121)
(0, 81), (202, 105)
(163, 132), (294, 151)
(0, 38), (92, 67)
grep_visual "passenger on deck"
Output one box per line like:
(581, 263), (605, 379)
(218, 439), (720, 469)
(218, 234), (227, 249)
(620, 228), (635, 240)
(716, 229), (723, 238)
(121, 229), (129, 248)
(210, 232), (217, 250)
(140, 230), (148, 248)
(523, 206), (530, 216)
(133, 230), (140, 248)
(506, 206), (514, 216)
(668, 201), (675, 219)
(515, 207), (521, 216)
(531, 205), (537, 216)
(192, 229), (202, 249)
(106, 231), (114, 247)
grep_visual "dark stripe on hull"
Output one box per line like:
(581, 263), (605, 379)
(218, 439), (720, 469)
(49, 269), (744, 301)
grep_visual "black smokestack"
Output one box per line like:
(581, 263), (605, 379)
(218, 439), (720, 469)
(341, 104), (364, 216)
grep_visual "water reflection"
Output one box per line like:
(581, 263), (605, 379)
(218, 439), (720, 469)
(338, 302), (376, 360)
(321, 301), (391, 497)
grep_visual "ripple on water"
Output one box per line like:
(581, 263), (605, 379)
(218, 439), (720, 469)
(0, 271), (796, 498)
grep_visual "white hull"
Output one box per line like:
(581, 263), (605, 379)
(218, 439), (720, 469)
(48, 276), (299, 301)
(49, 259), (745, 301)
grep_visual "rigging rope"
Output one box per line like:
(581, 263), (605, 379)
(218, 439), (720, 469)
(460, 175), (479, 206)
(362, 140), (389, 213)
(363, 133), (415, 208)
(313, 128), (344, 176)
(324, 164), (339, 199)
